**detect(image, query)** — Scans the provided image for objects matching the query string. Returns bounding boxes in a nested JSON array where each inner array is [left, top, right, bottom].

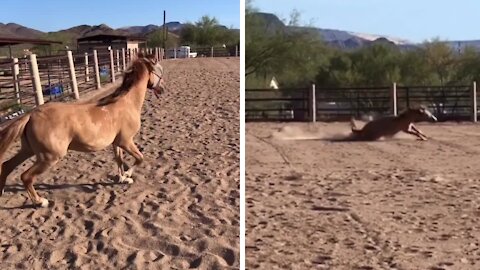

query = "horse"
[[349, 106, 437, 141], [0, 54, 165, 207]]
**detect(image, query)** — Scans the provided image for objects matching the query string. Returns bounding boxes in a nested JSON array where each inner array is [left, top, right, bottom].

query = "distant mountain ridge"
[[0, 22, 44, 39], [0, 20, 238, 40], [251, 12, 480, 51]]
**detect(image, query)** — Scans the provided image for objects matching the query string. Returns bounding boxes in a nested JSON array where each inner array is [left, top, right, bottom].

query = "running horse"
[[349, 106, 438, 141], [0, 54, 165, 207]]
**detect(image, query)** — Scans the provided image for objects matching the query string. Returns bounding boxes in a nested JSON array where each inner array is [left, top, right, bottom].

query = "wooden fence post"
[[211, 47, 214, 57], [392, 82, 397, 116], [173, 47, 177, 59], [29, 54, 44, 106], [235, 45, 238, 57], [66, 50, 80, 100], [473, 81, 477, 122], [109, 48, 115, 83], [310, 84, 316, 122], [116, 50, 120, 72], [93, 50, 101, 89], [84, 53, 89, 82], [12, 57, 21, 104], [122, 48, 126, 71]]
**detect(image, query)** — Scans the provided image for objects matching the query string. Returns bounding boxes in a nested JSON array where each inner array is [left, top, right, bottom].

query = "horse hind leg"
[[21, 157, 59, 207], [350, 117, 362, 132], [0, 145, 33, 196]]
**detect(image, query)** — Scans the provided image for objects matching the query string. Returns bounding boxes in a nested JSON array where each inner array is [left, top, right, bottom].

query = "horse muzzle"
[[152, 79, 166, 98]]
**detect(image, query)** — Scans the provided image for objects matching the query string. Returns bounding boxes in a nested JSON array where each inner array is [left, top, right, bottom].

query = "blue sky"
[[253, 0, 479, 43], [0, 0, 239, 31]]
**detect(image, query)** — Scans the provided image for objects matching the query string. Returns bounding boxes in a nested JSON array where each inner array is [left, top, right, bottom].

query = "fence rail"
[[164, 45, 239, 59], [246, 83, 479, 122]]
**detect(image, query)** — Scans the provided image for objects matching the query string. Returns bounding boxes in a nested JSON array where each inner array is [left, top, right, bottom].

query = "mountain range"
[[0, 21, 193, 41], [2, 14, 480, 51], [252, 12, 480, 51]]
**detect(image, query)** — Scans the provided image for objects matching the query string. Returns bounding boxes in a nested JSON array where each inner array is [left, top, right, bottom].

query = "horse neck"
[[400, 111, 418, 123], [125, 73, 149, 112]]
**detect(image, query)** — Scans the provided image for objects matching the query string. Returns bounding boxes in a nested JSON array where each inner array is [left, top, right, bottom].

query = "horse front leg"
[[411, 124, 428, 139], [119, 141, 144, 183], [406, 123, 427, 140], [113, 145, 133, 184]]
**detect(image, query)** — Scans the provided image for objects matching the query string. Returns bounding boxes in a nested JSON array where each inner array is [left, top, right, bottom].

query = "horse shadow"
[[0, 174, 124, 210], [299, 134, 411, 143]]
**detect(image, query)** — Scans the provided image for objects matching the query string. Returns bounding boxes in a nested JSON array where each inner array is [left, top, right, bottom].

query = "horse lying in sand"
[[0, 54, 165, 207], [349, 107, 437, 141]]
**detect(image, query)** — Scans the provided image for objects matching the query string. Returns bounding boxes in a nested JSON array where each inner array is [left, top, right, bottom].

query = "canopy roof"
[[0, 36, 62, 47]]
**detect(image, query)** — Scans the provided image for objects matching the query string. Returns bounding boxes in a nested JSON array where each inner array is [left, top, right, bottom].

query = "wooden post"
[[235, 45, 238, 57], [127, 49, 131, 63], [93, 50, 101, 89], [211, 47, 214, 57], [122, 48, 126, 71], [473, 81, 477, 122], [392, 82, 398, 116], [109, 48, 115, 83], [310, 84, 316, 122], [84, 53, 89, 82], [29, 54, 44, 106], [173, 47, 176, 59], [12, 58, 21, 104], [66, 51, 80, 100], [116, 50, 120, 72]]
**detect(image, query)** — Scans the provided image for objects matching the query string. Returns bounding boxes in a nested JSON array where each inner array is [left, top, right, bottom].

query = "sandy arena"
[[247, 121, 480, 270], [0, 58, 239, 269]]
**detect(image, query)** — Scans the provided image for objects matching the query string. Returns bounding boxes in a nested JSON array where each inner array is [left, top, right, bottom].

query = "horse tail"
[[0, 114, 31, 163]]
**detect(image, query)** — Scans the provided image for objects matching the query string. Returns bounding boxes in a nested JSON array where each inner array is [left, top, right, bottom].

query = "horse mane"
[[96, 54, 155, 106]]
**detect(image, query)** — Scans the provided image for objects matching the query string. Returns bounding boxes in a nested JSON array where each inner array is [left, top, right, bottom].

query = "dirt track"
[[247, 122, 480, 270], [0, 57, 239, 269]]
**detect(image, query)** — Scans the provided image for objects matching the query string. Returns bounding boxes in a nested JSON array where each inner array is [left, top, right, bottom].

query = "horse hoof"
[[123, 177, 134, 184], [124, 169, 133, 178], [118, 175, 134, 184], [37, 198, 50, 208], [0, 189, 4, 196]]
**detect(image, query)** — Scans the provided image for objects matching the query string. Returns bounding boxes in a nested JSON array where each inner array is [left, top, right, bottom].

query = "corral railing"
[[0, 47, 167, 123], [165, 45, 239, 59], [246, 83, 478, 122]]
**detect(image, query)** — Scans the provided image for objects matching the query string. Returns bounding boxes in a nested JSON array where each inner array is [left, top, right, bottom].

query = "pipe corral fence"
[[0, 47, 170, 123], [246, 83, 479, 122], [164, 45, 240, 59]]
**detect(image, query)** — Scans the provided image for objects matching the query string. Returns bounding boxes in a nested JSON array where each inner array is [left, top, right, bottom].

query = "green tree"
[[422, 39, 456, 85], [178, 16, 238, 47]]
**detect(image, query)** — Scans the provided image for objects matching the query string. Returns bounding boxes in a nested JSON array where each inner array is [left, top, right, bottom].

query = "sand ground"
[[0, 57, 239, 270], [247, 121, 480, 270]]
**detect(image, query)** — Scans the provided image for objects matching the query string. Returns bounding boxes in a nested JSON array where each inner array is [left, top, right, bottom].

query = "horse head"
[[140, 54, 166, 98]]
